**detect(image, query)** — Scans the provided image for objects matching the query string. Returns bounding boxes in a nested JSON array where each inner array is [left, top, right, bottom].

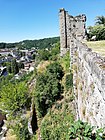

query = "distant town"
[[0, 47, 36, 79]]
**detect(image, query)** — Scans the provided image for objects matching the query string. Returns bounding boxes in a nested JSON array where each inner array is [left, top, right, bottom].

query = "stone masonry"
[[59, 8, 86, 56], [59, 8, 105, 128]]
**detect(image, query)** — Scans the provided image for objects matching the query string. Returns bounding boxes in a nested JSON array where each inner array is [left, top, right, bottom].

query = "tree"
[[18, 61, 24, 69], [11, 59, 19, 74], [49, 42, 60, 60], [88, 25, 105, 40], [0, 82, 29, 115], [35, 73, 62, 117], [46, 62, 64, 80], [34, 62, 64, 117], [87, 16, 105, 40], [6, 62, 12, 73], [38, 49, 51, 61], [95, 16, 105, 25]]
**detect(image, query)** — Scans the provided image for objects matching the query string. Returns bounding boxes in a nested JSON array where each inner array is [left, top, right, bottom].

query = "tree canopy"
[[0, 82, 29, 115], [95, 16, 105, 25]]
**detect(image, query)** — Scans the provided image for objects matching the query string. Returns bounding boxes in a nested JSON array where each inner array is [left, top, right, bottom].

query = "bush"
[[68, 120, 105, 140], [11, 118, 31, 140], [35, 72, 63, 117], [46, 61, 64, 80], [40, 106, 74, 140], [65, 73, 73, 91]]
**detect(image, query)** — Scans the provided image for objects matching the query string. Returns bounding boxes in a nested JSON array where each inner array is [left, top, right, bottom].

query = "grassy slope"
[[85, 40, 105, 56]]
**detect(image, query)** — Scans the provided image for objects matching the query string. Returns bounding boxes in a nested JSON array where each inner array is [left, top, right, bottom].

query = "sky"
[[0, 0, 105, 43]]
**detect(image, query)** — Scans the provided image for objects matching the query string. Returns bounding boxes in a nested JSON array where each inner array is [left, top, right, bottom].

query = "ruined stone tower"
[[59, 8, 86, 56]]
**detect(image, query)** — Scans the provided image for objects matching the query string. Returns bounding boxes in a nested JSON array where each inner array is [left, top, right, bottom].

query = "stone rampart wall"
[[72, 38, 105, 128], [59, 8, 105, 127]]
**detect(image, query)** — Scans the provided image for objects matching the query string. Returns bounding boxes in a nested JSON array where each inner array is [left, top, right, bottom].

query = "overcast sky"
[[0, 0, 105, 43]]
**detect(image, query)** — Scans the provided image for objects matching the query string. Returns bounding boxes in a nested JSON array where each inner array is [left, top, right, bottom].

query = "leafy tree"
[[6, 62, 12, 73], [87, 16, 105, 40], [0, 82, 29, 115], [95, 16, 105, 25], [0, 43, 6, 49], [46, 61, 64, 80], [88, 25, 105, 40], [60, 52, 70, 73], [49, 42, 60, 60], [37, 49, 51, 61], [11, 59, 19, 74], [18, 61, 24, 69], [35, 72, 62, 117], [32, 53, 36, 60], [34, 62, 64, 117]]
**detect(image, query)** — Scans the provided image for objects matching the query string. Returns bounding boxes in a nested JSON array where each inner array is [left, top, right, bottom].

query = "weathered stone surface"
[[59, 8, 86, 56], [59, 8, 105, 128]]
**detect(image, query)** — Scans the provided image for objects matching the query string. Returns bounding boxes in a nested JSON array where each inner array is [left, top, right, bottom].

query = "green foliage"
[[95, 16, 105, 26], [32, 53, 36, 60], [40, 100, 74, 140], [35, 73, 62, 117], [88, 25, 105, 40], [68, 120, 93, 140], [0, 74, 13, 92], [37, 49, 51, 61], [49, 42, 60, 60], [0, 37, 59, 49], [11, 117, 31, 140], [65, 73, 73, 91], [11, 59, 19, 74], [18, 61, 24, 69], [60, 52, 70, 73], [34, 62, 64, 117], [0, 82, 29, 115], [37, 42, 60, 61], [6, 62, 12, 73], [87, 15, 105, 41], [46, 61, 64, 80], [68, 120, 105, 140]]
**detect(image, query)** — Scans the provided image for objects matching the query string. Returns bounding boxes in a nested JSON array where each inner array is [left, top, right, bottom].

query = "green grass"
[[85, 40, 105, 56]]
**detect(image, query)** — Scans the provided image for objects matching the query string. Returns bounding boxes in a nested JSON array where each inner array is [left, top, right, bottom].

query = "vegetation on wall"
[[68, 120, 105, 140]]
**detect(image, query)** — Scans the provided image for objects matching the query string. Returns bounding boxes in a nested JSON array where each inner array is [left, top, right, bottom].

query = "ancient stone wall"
[[72, 38, 105, 128], [59, 8, 105, 128], [59, 8, 86, 56]]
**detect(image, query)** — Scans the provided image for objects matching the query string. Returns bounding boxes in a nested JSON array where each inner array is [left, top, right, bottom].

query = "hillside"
[[0, 37, 60, 49]]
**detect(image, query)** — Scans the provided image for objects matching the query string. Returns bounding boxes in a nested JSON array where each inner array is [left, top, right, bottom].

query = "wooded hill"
[[0, 37, 60, 49]]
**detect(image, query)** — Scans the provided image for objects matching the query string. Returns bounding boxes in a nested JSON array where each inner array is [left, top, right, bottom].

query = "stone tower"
[[59, 8, 86, 56]]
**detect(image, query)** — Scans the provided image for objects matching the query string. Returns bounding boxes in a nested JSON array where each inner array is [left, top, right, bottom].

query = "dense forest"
[[0, 37, 60, 49]]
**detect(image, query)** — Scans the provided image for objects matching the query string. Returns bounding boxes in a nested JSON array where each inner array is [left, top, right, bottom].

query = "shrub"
[[65, 73, 73, 91]]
